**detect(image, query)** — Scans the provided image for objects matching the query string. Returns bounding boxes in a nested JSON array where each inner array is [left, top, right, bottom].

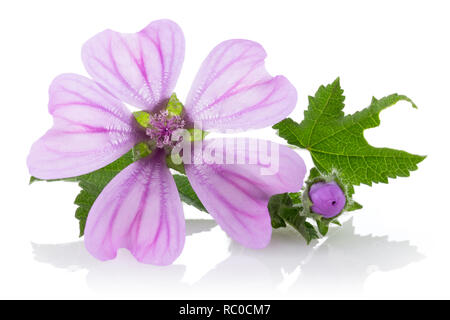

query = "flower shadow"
[[31, 218, 423, 298], [188, 218, 424, 298], [31, 219, 217, 298], [290, 218, 425, 297]]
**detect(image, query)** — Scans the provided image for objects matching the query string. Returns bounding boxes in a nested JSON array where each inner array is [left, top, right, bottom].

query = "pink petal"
[[84, 150, 185, 265], [27, 74, 140, 179], [184, 138, 306, 248], [184, 40, 297, 131], [82, 19, 185, 111]]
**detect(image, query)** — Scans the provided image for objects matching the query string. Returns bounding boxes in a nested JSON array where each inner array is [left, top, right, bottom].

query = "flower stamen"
[[146, 110, 185, 149]]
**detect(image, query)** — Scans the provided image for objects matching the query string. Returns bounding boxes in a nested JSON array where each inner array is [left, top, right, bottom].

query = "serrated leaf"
[[273, 78, 425, 187], [73, 151, 135, 236], [173, 174, 207, 212]]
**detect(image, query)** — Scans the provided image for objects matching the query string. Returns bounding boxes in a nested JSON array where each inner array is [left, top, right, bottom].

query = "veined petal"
[[27, 74, 140, 179], [184, 40, 297, 131], [82, 19, 185, 111], [184, 138, 306, 248], [84, 150, 185, 266]]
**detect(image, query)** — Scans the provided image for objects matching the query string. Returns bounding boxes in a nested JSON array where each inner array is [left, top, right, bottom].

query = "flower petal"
[[184, 138, 306, 248], [184, 40, 297, 131], [82, 19, 185, 111], [84, 150, 185, 265], [27, 74, 140, 179]]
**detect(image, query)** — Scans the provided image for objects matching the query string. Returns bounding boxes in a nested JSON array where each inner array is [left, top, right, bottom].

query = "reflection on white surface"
[[31, 218, 423, 299]]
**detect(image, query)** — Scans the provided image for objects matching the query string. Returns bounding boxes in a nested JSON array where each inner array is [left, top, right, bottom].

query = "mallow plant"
[[28, 19, 425, 265]]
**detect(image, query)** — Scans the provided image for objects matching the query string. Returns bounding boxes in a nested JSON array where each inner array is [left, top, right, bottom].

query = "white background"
[[0, 0, 448, 299]]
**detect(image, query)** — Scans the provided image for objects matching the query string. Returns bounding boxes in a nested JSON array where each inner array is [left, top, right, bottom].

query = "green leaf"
[[133, 111, 150, 128], [173, 174, 207, 212], [268, 193, 291, 228], [268, 193, 319, 244], [288, 192, 302, 205], [273, 78, 425, 187], [166, 154, 185, 174], [73, 151, 135, 236]]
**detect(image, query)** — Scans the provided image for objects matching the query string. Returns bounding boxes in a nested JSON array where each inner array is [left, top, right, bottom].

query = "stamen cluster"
[[146, 110, 185, 148]]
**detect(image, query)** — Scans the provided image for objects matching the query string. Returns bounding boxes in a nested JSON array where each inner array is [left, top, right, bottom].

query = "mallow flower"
[[27, 20, 306, 265]]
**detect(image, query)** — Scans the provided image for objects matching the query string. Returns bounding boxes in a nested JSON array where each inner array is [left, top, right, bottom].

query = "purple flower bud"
[[309, 182, 346, 218]]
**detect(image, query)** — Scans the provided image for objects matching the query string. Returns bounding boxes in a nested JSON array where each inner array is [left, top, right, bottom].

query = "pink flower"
[[27, 20, 306, 265]]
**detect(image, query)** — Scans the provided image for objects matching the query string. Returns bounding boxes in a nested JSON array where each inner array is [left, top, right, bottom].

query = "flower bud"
[[308, 181, 346, 218]]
